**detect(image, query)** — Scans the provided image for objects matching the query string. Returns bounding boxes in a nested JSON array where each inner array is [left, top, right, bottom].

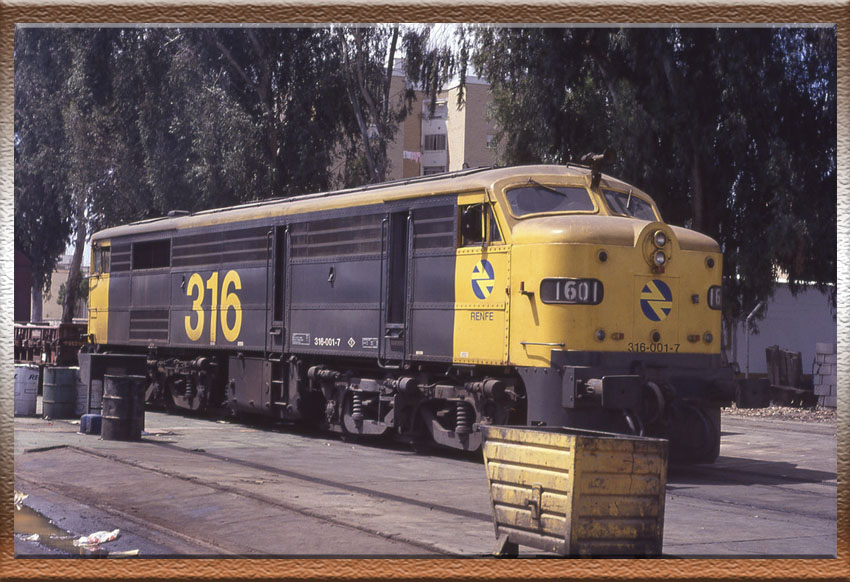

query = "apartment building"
[[386, 69, 498, 181]]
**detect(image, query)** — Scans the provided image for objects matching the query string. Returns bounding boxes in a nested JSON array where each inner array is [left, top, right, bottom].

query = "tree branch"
[[339, 30, 380, 182], [383, 26, 399, 123]]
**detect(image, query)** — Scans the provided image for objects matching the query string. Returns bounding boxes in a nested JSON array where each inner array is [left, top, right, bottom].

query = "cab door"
[[380, 211, 411, 363], [453, 192, 510, 365], [268, 225, 288, 353], [268, 225, 289, 409], [88, 242, 111, 344]]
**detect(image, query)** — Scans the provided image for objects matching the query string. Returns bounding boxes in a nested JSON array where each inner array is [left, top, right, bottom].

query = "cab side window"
[[459, 203, 503, 247], [488, 206, 503, 243], [460, 204, 484, 246], [92, 246, 110, 274]]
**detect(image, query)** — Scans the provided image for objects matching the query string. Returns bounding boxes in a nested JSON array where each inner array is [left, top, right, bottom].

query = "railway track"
[[16, 443, 475, 556], [14, 410, 837, 557]]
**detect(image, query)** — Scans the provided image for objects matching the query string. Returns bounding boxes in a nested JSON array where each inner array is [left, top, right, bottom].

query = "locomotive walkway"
[[13, 404, 836, 559]]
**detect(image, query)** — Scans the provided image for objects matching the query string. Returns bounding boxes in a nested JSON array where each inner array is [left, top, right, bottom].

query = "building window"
[[486, 134, 497, 150], [423, 166, 445, 176], [423, 134, 447, 152], [424, 100, 447, 119]]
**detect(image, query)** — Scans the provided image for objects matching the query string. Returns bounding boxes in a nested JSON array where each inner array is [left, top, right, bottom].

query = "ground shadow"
[[668, 456, 836, 487]]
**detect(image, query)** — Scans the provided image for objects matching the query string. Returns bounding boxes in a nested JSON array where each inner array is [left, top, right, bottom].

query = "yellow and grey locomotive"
[[86, 164, 756, 463]]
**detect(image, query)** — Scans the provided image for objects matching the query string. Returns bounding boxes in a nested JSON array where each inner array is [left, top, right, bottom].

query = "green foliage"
[[18, 25, 829, 329], [57, 274, 89, 307], [15, 26, 451, 319], [466, 26, 836, 321], [14, 28, 75, 294]]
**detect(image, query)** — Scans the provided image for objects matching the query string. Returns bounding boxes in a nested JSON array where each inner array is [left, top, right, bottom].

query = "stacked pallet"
[[813, 343, 837, 408], [765, 346, 815, 406]]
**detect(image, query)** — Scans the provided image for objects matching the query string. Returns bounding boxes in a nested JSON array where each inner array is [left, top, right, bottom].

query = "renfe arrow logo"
[[471, 260, 495, 300], [640, 279, 673, 321]]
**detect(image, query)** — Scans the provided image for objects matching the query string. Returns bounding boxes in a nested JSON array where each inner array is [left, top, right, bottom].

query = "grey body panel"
[[102, 197, 458, 364]]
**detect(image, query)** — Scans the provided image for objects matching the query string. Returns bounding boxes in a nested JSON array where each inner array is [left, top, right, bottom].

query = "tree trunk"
[[690, 142, 705, 233], [61, 203, 87, 323], [30, 285, 43, 323], [338, 30, 381, 183]]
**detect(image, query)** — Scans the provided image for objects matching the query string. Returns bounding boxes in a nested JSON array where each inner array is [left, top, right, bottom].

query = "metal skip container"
[[101, 375, 146, 441], [74, 370, 103, 416], [14, 364, 40, 416], [480, 425, 668, 557], [43, 366, 79, 419]]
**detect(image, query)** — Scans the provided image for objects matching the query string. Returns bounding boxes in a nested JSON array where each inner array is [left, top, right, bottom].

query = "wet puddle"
[[14, 504, 107, 557]]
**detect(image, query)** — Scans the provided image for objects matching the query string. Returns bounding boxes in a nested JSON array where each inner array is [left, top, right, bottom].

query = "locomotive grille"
[[171, 226, 269, 267], [110, 243, 131, 272], [412, 205, 455, 250], [290, 214, 383, 258], [129, 309, 169, 341]]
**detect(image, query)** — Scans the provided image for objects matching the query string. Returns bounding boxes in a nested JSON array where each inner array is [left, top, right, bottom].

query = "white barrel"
[[75, 370, 103, 415], [14, 364, 40, 416]]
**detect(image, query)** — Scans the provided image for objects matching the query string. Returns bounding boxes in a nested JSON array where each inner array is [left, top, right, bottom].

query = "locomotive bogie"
[[86, 165, 759, 462]]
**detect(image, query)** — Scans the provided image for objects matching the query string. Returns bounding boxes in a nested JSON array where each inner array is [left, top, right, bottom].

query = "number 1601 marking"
[[184, 270, 242, 343]]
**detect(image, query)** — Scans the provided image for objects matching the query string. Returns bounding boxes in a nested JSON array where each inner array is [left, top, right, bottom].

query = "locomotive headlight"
[[653, 250, 667, 267], [704, 332, 714, 344], [653, 230, 668, 248]]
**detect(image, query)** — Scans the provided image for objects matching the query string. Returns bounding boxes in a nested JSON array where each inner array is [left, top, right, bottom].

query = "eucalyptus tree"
[[14, 27, 75, 321], [467, 26, 836, 325]]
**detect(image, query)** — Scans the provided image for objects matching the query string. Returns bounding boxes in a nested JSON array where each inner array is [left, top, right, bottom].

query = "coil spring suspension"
[[455, 401, 474, 435], [350, 392, 364, 421], [184, 375, 196, 401]]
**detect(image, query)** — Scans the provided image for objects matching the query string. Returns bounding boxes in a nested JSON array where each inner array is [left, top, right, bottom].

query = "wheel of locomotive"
[[167, 376, 204, 412], [404, 403, 435, 453], [294, 390, 325, 429], [144, 380, 168, 409], [668, 403, 720, 464]]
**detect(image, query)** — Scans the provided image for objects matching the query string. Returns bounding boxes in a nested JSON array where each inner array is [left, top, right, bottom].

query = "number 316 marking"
[[184, 270, 243, 343]]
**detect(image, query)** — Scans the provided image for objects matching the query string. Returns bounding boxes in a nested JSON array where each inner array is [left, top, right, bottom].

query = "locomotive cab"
[[485, 169, 732, 462]]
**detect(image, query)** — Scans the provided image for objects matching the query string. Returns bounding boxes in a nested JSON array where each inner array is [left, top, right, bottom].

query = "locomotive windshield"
[[505, 183, 595, 217], [602, 189, 658, 221]]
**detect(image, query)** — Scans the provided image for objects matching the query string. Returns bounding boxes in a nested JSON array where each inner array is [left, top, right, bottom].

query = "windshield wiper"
[[527, 178, 568, 197]]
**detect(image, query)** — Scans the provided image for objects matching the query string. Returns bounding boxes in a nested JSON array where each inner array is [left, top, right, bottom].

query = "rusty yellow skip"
[[480, 425, 668, 557]]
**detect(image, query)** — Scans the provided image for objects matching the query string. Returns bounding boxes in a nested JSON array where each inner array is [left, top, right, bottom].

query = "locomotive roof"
[[92, 164, 644, 241]]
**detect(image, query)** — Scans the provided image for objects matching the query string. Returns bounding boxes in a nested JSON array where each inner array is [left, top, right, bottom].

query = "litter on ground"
[[73, 529, 120, 547]]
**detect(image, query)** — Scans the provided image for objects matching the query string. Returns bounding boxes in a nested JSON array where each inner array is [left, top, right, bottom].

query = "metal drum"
[[14, 364, 40, 416], [101, 375, 146, 441], [75, 372, 104, 416], [43, 366, 78, 419]]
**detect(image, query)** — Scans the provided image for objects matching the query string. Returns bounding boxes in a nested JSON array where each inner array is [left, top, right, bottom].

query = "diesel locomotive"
[[85, 164, 757, 463]]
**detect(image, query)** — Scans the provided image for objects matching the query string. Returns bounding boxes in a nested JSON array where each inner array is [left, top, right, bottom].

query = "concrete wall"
[[728, 284, 837, 376], [459, 82, 498, 170], [445, 88, 465, 172], [40, 255, 88, 323], [813, 343, 837, 408]]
